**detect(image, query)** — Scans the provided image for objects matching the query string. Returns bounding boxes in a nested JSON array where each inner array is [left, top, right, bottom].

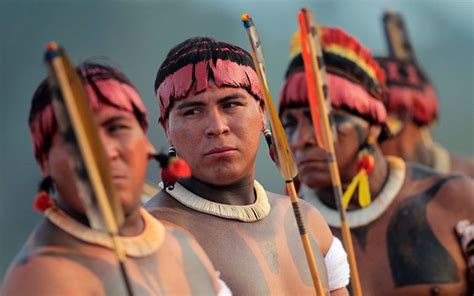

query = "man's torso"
[[3, 219, 217, 295], [146, 190, 329, 295], [322, 163, 470, 295]]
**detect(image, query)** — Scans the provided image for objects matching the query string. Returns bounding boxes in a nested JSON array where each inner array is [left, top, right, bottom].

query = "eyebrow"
[[217, 93, 246, 104], [281, 113, 297, 123], [100, 115, 132, 126], [175, 92, 246, 111], [333, 111, 369, 126]]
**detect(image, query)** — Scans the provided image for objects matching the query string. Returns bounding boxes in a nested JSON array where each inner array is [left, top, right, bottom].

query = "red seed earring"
[[153, 146, 191, 190], [33, 176, 55, 213]]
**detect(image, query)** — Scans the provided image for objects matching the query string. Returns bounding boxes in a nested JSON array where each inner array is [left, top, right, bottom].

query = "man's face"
[[42, 105, 152, 216], [281, 107, 370, 189], [165, 84, 265, 186]]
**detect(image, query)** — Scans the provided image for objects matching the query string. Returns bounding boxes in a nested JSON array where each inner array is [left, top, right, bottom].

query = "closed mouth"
[[297, 159, 329, 172], [204, 147, 237, 156], [297, 159, 327, 166]]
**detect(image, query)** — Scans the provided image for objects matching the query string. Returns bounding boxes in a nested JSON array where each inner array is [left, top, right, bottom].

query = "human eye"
[[335, 119, 348, 133], [332, 114, 346, 128], [332, 113, 360, 134], [281, 115, 297, 132], [182, 107, 202, 117], [107, 122, 131, 134], [223, 101, 242, 110]]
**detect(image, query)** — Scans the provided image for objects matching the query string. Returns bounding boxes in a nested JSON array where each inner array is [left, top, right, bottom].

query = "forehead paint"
[[156, 59, 262, 121], [279, 71, 387, 124], [332, 112, 368, 145]]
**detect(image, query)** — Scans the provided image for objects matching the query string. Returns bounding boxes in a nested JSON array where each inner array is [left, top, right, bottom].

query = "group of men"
[[1, 10, 473, 296]]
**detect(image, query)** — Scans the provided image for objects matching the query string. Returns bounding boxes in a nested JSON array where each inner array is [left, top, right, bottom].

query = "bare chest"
[[44, 245, 214, 295], [331, 199, 466, 295], [157, 208, 327, 295]]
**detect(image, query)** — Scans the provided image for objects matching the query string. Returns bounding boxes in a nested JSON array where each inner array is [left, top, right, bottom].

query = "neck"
[[55, 197, 144, 237], [178, 173, 256, 206], [118, 206, 144, 237], [56, 198, 89, 225], [316, 146, 389, 210]]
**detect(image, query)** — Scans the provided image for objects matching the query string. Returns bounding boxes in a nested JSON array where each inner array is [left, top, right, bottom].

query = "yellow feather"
[[358, 171, 371, 208], [342, 171, 362, 209]]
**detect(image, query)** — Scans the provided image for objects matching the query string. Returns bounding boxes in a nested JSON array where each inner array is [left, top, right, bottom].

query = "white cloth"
[[324, 237, 350, 291], [216, 271, 232, 296]]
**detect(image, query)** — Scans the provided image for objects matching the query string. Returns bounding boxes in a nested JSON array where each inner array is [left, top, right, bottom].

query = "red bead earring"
[[33, 176, 54, 213]]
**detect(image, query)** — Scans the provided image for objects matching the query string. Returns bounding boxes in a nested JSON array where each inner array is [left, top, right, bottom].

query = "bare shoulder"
[[265, 190, 317, 212], [144, 191, 196, 228], [264, 190, 289, 206], [265, 191, 333, 255], [1, 247, 100, 295], [161, 220, 200, 242], [144, 190, 176, 210], [450, 152, 474, 178], [432, 173, 474, 215]]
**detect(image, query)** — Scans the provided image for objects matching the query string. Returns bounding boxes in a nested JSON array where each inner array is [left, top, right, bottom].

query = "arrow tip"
[[45, 41, 60, 60]]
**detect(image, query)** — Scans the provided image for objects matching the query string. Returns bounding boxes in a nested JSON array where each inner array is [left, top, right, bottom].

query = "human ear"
[[161, 119, 173, 145], [145, 139, 157, 158], [258, 100, 266, 130]]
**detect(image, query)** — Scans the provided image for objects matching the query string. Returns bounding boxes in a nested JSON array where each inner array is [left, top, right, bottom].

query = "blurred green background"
[[1, 0, 473, 280]]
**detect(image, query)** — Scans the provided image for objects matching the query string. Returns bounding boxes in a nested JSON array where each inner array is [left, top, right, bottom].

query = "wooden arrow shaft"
[[242, 14, 326, 295], [286, 181, 327, 295], [46, 46, 133, 296], [298, 9, 363, 295]]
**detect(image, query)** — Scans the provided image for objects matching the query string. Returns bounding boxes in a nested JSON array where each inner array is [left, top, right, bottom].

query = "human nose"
[[205, 108, 229, 137]]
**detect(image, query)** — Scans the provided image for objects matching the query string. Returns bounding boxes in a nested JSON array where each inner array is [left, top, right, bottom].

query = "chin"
[[199, 170, 244, 186], [208, 175, 240, 186], [300, 172, 333, 189]]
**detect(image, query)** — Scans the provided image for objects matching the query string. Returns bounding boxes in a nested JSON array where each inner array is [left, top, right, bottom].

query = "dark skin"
[[380, 116, 474, 178], [1, 217, 219, 295], [281, 105, 474, 295], [147, 83, 349, 295], [450, 153, 474, 178], [1, 103, 220, 295], [147, 184, 332, 295]]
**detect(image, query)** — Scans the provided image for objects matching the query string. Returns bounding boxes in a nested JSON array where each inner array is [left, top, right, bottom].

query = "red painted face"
[[42, 105, 153, 216], [164, 82, 265, 186], [281, 107, 370, 189]]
